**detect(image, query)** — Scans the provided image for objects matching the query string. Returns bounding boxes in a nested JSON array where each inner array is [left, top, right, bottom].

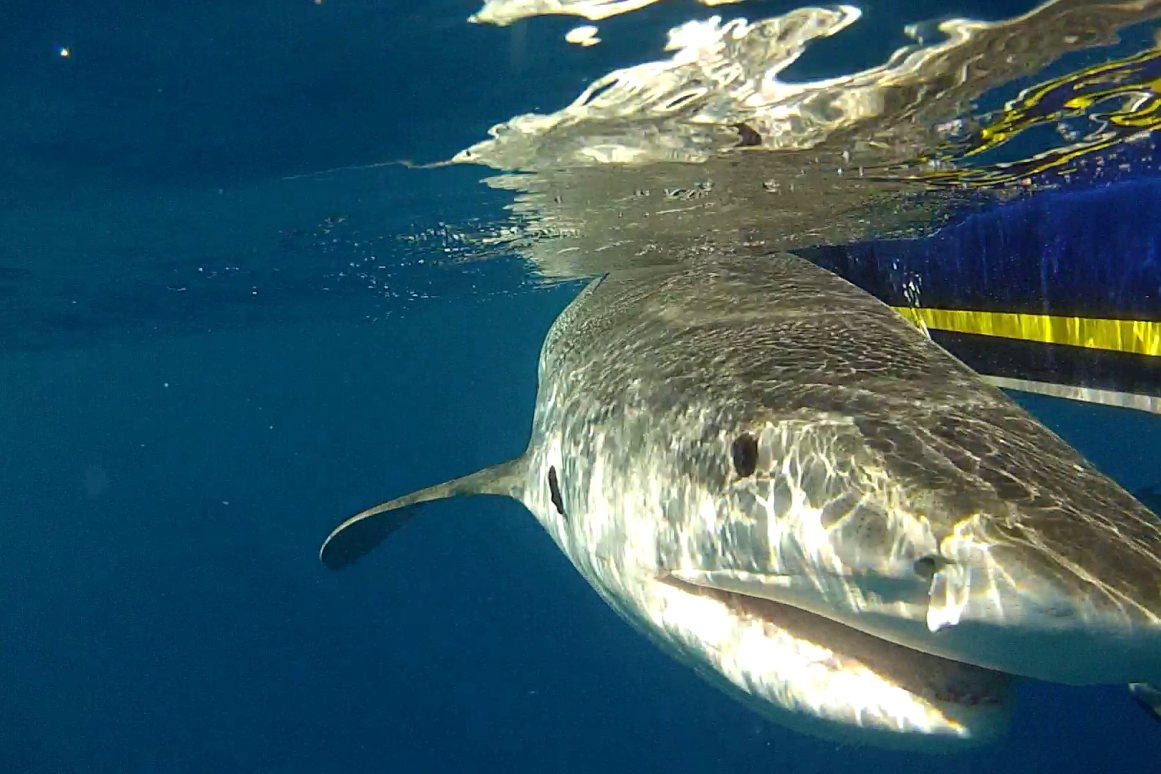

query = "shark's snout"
[[914, 515, 1161, 684], [688, 415, 1161, 686]]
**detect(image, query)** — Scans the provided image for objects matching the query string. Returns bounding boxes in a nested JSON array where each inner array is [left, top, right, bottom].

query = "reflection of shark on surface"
[[320, 252, 1161, 750]]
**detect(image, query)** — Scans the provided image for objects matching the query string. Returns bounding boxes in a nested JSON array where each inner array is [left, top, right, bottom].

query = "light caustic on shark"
[[320, 253, 1161, 749]]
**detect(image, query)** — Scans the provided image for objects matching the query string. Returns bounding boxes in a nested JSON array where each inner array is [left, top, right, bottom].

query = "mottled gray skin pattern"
[[529, 251, 1161, 684]]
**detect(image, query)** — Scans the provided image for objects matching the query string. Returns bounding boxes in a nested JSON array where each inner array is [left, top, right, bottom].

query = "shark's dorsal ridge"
[[319, 457, 527, 571]]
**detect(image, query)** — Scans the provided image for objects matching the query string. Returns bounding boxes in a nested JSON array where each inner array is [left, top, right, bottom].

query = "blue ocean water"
[[3, 2, 1160, 773]]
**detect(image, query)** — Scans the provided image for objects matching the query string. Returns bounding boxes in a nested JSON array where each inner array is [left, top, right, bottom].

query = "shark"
[[1130, 486, 1161, 726], [320, 252, 1161, 749]]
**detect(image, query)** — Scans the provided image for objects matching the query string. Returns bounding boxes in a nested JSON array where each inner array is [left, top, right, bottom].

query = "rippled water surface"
[[6, 0, 1161, 347]]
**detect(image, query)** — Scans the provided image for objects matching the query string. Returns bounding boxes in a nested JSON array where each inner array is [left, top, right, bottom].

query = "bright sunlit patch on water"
[[470, 0, 746, 26]]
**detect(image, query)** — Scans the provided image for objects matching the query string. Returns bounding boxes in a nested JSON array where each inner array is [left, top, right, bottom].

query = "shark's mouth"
[[659, 575, 1012, 711]]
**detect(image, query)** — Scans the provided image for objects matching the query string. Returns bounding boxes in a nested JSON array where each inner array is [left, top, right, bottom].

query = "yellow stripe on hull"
[[891, 307, 1161, 357]]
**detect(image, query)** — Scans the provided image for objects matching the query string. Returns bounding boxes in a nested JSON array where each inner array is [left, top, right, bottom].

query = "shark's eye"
[[731, 433, 759, 478], [547, 465, 566, 518]]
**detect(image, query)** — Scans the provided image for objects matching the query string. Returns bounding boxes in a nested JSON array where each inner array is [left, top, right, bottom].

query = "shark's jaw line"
[[659, 575, 1009, 709], [566, 558, 1014, 748]]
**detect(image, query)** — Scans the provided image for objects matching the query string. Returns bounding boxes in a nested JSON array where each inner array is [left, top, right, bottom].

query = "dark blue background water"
[[3, 1, 1161, 772]]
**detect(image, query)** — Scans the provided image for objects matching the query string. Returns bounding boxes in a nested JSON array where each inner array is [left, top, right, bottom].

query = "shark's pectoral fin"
[[1130, 682, 1161, 725], [319, 457, 527, 571], [320, 500, 425, 571]]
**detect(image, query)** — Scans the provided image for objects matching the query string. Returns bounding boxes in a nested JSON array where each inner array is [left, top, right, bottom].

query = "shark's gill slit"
[[548, 465, 566, 518]]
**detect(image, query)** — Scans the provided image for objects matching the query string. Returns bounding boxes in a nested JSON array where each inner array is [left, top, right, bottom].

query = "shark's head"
[[318, 432, 1016, 751], [527, 379, 1161, 688], [504, 259, 1161, 690]]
